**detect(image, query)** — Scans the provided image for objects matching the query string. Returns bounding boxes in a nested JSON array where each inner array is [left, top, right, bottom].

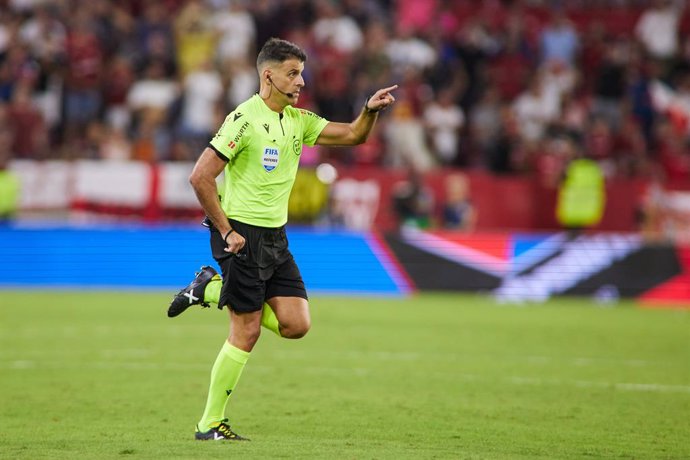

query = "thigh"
[[265, 257, 310, 332], [265, 295, 310, 327]]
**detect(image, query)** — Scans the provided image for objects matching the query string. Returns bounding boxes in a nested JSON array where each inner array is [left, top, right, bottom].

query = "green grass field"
[[1, 291, 688, 459]]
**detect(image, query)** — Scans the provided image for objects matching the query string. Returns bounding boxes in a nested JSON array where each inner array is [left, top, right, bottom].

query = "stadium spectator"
[[7, 83, 47, 159], [63, 10, 105, 142], [423, 86, 465, 165], [18, 4, 66, 67], [384, 98, 436, 171], [441, 172, 476, 231], [512, 71, 561, 145], [591, 39, 631, 131], [488, 22, 533, 101], [126, 59, 179, 161], [99, 125, 132, 161], [173, 0, 216, 76], [395, 0, 436, 35], [656, 116, 690, 183], [177, 59, 224, 157], [102, 55, 136, 132], [386, 22, 437, 76], [355, 20, 394, 91], [133, 3, 176, 75], [539, 9, 579, 68], [470, 84, 502, 162], [556, 148, 606, 231], [0, 123, 19, 220], [392, 167, 434, 229], [223, 56, 259, 109], [250, 0, 284, 51], [311, 0, 363, 54], [0, 0, 687, 195], [635, 0, 684, 63], [213, 0, 256, 64]]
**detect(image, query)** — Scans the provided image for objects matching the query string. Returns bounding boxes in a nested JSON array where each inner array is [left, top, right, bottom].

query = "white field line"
[[3, 360, 689, 394], [506, 376, 690, 394]]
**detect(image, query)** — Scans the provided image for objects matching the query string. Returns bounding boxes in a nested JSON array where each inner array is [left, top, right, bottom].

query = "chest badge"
[[262, 147, 279, 172]]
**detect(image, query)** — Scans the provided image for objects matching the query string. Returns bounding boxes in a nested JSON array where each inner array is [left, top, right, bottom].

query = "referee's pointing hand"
[[367, 85, 398, 112]]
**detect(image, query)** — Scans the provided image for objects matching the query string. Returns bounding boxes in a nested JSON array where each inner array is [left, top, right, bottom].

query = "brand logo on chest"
[[262, 147, 279, 172]]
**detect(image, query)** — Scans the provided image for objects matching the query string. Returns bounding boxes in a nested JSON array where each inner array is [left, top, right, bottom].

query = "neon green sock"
[[261, 305, 281, 337], [203, 276, 222, 306], [205, 278, 279, 336], [197, 341, 250, 432]]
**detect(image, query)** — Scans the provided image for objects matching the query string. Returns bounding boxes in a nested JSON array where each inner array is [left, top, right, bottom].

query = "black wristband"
[[364, 95, 381, 113], [223, 228, 235, 243]]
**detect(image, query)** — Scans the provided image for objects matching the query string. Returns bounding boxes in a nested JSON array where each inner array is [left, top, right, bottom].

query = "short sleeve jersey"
[[209, 94, 329, 228]]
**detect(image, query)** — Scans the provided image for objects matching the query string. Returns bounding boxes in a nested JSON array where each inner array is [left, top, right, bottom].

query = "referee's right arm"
[[189, 148, 241, 254]]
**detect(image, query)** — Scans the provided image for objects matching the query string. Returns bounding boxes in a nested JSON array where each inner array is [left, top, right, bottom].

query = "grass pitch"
[[0, 291, 688, 459]]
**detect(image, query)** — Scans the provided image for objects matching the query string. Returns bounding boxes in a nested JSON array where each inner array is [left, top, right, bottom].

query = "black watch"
[[364, 95, 381, 113]]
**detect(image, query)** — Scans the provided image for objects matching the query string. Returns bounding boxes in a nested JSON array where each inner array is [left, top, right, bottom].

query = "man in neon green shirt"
[[167, 38, 397, 441]]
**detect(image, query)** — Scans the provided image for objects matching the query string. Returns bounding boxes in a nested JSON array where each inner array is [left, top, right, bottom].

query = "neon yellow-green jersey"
[[209, 94, 329, 227]]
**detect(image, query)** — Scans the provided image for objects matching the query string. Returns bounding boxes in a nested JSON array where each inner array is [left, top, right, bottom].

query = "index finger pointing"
[[381, 85, 399, 93]]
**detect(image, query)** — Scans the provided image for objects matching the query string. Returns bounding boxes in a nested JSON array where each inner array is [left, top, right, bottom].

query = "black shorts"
[[209, 218, 307, 313]]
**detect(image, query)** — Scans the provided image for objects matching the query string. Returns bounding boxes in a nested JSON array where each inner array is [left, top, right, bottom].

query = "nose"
[[296, 75, 305, 88]]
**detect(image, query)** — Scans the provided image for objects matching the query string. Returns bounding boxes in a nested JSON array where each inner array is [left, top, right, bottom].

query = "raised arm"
[[315, 85, 398, 146]]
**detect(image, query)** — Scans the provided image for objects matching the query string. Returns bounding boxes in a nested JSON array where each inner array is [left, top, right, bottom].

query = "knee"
[[281, 318, 311, 339], [230, 326, 261, 350], [245, 330, 262, 348]]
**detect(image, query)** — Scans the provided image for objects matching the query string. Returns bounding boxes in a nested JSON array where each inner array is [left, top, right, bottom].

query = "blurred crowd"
[[1, 0, 690, 186]]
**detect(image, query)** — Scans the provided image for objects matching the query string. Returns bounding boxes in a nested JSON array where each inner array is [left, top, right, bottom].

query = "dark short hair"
[[256, 38, 307, 68]]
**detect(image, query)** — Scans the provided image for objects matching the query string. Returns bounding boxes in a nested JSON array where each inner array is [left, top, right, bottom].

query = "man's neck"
[[258, 87, 286, 113]]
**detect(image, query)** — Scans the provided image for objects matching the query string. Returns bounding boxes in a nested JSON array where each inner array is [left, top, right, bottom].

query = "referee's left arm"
[[316, 85, 398, 146]]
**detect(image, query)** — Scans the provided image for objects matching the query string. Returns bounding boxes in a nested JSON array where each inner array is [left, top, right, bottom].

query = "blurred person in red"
[[655, 116, 690, 184], [7, 83, 47, 159], [63, 11, 105, 144], [488, 24, 533, 101], [102, 55, 135, 132]]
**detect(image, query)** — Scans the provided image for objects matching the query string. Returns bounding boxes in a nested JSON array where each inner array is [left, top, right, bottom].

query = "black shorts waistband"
[[203, 215, 285, 235]]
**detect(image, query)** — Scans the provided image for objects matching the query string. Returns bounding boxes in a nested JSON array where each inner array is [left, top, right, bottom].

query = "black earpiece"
[[267, 75, 293, 98]]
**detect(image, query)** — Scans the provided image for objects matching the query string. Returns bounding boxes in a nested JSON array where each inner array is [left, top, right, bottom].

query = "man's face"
[[269, 58, 305, 102]]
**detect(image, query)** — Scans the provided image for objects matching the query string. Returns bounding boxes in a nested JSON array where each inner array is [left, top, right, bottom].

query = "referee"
[[168, 37, 397, 441]]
